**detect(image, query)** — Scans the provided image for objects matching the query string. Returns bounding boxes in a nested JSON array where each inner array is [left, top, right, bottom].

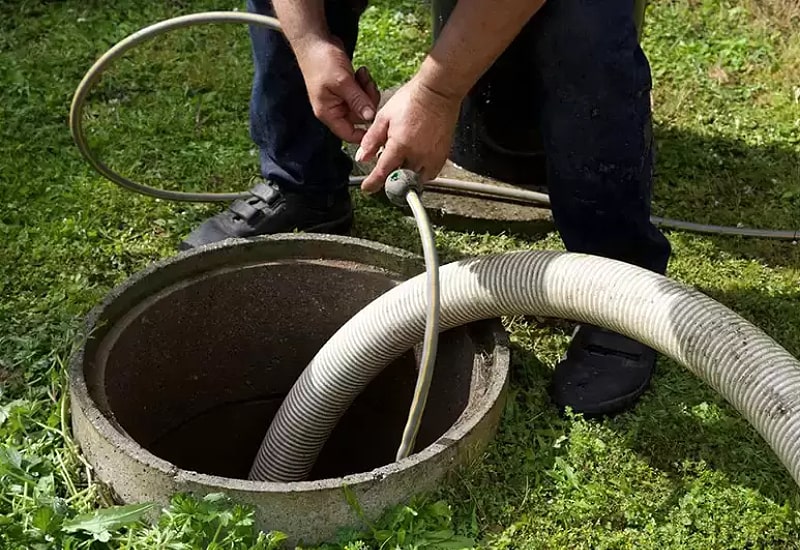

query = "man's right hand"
[[294, 38, 380, 144]]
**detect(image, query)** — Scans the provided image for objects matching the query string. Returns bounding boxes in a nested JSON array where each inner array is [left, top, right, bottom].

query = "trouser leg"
[[246, 0, 365, 198], [527, 0, 671, 274], [503, 0, 674, 416]]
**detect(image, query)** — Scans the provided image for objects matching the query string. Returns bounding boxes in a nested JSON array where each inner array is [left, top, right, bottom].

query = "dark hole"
[[91, 260, 477, 480]]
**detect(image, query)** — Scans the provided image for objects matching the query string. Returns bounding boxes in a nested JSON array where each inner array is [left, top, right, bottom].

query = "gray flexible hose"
[[248, 250, 800, 486], [385, 170, 441, 461], [69, 12, 284, 202], [69, 11, 800, 241]]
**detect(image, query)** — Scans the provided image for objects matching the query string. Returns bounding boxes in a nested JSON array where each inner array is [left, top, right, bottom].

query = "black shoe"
[[179, 179, 353, 251], [549, 324, 656, 417]]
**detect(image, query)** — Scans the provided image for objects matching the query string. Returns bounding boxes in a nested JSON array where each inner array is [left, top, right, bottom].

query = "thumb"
[[338, 75, 376, 122]]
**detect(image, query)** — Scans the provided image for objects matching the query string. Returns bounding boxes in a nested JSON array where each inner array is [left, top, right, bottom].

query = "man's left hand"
[[356, 77, 462, 193]]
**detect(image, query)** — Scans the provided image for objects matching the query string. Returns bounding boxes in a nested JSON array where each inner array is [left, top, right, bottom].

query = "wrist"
[[290, 30, 335, 58], [414, 56, 469, 103]]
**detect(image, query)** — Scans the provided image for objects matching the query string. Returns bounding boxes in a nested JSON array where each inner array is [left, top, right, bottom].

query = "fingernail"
[[361, 107, 375, 121], [355, 147, 365, 162]]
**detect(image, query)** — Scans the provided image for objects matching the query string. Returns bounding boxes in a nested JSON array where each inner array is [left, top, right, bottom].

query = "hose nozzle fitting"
[[385, 169, 423, 207]]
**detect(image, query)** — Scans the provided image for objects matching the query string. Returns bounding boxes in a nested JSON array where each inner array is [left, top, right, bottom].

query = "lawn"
[[1, 0, 800, 548]]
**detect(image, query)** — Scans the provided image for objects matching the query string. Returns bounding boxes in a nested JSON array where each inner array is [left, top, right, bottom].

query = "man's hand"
[[353, 0, 545, 193], [295, 38, 380, 144], [356, 77, 461, 193]]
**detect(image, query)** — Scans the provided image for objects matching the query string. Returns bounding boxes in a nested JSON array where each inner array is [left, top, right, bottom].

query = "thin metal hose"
[[69, 11, 800, 241], [248, 250, 800, 486], [68, 12, 283, 203], [395, 189, 440, 461], [384, 170, 442, 461]]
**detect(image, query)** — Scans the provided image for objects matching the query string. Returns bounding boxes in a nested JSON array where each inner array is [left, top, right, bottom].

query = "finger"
[[347, 109, 371, 125], [326, 116, 366, 144], [347, 111, 364, 124], [312, 100, 355, 142], [421, 156, 447, 183], [355, 115, 389, 162], [336, 74, 376, 122], [420, 165, 437, 183], [356, 66, 381, 109], [361, 141, 406, 194], [348, 68, 371, 124], [355, 66, 370, 90]]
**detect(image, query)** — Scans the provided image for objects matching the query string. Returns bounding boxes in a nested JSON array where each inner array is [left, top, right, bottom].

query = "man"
[[181, 0, 672, 416]]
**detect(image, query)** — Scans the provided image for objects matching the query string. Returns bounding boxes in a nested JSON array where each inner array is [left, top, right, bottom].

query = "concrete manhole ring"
[[70, 233, 510, 545]]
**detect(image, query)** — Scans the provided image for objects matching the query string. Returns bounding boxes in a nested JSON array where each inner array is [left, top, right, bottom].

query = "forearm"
[[417, 0, 546, 99], [271, 0, 329, 53]]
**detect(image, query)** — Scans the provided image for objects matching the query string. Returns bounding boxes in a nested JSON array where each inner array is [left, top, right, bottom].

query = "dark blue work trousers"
[[246, 0, 672, 274]]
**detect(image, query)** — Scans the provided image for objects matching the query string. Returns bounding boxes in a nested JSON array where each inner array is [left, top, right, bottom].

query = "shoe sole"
[[556, 371, 654, 418], [549, 353, 656, 418], [177, 211, 354, 252]]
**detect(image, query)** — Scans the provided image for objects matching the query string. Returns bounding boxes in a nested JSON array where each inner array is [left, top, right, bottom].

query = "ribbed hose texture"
[[248, 251, 800, 486]]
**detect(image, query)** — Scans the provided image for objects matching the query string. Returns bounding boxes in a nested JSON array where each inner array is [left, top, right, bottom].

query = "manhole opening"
[[89, 260, 481, 481]]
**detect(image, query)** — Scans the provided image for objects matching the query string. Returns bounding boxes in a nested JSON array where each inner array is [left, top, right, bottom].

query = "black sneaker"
[[179, 179, 353, 251], [549, 324, 656, 417]]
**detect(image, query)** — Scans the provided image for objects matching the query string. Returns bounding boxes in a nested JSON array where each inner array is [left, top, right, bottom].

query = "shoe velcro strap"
[[228, 200, 263, 221], [250, 182, 280, 205], [573, 325, 648, 359]]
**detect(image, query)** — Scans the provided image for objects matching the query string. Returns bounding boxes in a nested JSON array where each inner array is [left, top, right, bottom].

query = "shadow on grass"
[[619, 281, 800, 506], [652, 125, 800, 269], [620, 360, 799, 507], [350, 192, 488, 264]]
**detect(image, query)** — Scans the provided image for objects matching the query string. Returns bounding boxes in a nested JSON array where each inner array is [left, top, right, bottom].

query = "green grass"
[[1, 0, 800, 547]]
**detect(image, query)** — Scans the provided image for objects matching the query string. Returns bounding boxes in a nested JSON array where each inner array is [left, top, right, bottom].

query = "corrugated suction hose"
[[249, 243, 800, 487]]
